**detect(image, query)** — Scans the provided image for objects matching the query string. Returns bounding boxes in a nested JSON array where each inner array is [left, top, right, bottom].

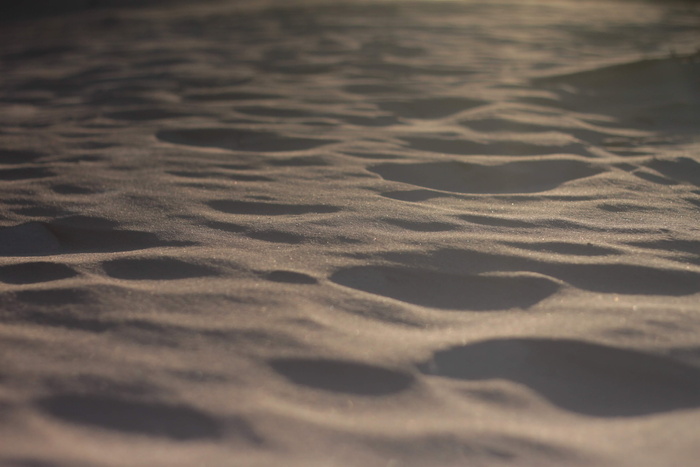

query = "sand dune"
[[1, 0, 699, 466]]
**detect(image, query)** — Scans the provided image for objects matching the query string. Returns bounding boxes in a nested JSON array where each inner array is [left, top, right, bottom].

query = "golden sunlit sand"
[[0, 0, 699, 465]]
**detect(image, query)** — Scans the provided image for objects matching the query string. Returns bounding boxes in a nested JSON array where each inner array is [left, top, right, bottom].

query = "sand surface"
[[1, 0, 699, 465]]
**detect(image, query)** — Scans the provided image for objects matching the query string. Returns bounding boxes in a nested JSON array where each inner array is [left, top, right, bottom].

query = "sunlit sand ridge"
[[0, 0, 699, 465]]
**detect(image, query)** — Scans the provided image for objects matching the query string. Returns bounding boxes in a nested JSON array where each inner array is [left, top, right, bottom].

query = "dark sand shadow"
[[331, 266, 559, 310], [420, 338, 700, 417], [37, 394, 223, 439], [270, 358, 415, 395]]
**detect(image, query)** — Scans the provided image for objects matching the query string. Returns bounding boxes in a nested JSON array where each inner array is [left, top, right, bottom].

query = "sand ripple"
[[1, 1, 699, 465]]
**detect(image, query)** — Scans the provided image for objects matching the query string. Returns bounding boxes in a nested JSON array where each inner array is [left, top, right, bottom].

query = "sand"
[[0, 0, 699, 465]]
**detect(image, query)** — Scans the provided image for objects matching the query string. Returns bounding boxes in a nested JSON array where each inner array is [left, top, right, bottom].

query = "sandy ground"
[[0, 1, 699, 465]]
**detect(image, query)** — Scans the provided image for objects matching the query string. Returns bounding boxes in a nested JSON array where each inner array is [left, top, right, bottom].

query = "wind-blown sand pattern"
[[1, 0, 699, 465]]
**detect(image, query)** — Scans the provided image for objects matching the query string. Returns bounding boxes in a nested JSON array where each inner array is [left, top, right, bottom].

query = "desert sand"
[[0, 0, 699, 465]]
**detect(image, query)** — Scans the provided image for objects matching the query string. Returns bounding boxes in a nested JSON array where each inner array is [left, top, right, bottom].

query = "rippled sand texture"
[[1, 1, 699, 466]]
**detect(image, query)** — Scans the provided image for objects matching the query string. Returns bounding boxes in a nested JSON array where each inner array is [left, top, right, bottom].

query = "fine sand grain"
[[1, 0, 699, 466]]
